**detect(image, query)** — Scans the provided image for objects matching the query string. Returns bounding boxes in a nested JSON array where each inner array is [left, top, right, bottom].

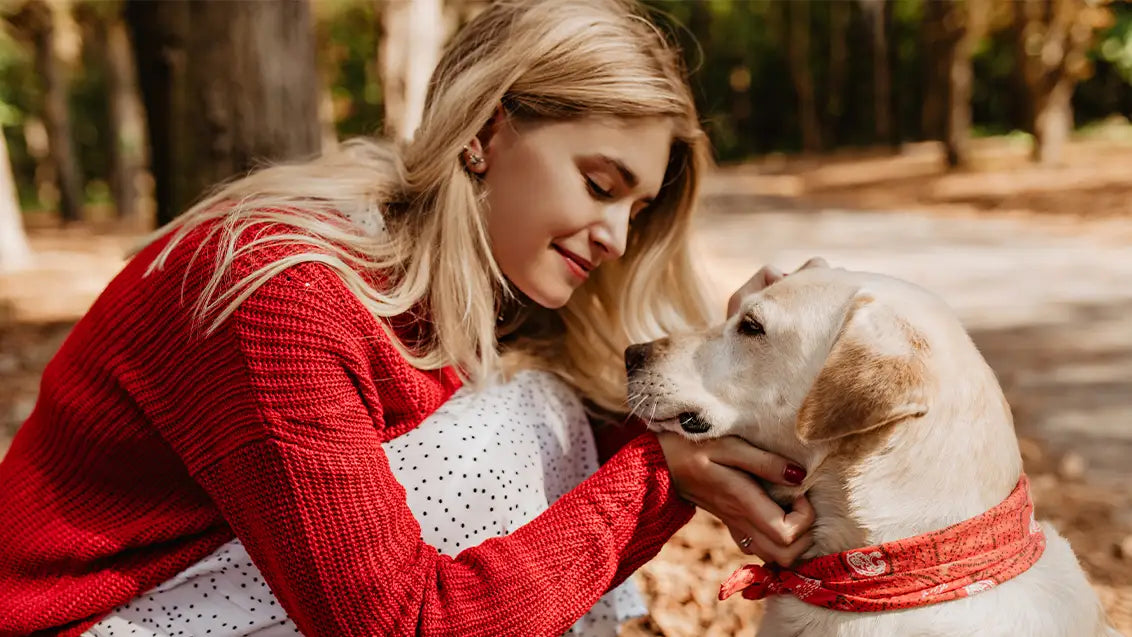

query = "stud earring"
[[462, 145, 484, 167]]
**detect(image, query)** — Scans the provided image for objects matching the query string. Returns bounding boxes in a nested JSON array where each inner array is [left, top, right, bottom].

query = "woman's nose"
[[591, 203, 631, 261]]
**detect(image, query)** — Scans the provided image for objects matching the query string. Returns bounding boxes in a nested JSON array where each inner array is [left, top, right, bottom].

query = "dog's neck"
[[776, 362, 1024, 559]]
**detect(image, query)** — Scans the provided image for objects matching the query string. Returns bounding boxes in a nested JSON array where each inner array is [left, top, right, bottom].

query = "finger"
[[762, 265, 785, 287], [795, 256, 829, 272], [727, 265, 784, 317], [708, 436, 807, 486], [726, 292, 742, 318], [727, 523, 772, 559], [728, 524, 757, 554], [688, 460, 802, 545], [727, 475, 809, 546], [728, 525, 778, 560], [730, 524, 813, 567], [773, 531, 815, 567], [785, 494, 816, 531]]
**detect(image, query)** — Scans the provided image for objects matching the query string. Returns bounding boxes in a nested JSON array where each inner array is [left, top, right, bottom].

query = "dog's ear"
[[796, 292, 931, 443]]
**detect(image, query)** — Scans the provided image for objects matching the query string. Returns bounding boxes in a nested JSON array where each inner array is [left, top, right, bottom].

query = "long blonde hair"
[[145, 0, 715, 415]]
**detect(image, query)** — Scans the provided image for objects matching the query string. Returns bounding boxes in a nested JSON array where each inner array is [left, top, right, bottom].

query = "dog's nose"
[[624, 343, 651, 373]]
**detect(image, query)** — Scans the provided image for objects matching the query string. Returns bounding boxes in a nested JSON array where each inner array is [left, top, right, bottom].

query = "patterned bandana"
[[719, 475, 1046, 612]]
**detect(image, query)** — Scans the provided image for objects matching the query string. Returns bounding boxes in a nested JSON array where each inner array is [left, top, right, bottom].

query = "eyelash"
[[584, 176, 614, 200], [738, 315, 766, 337]]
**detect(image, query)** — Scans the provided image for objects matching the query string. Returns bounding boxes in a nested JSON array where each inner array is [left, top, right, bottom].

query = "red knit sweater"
[[0, 223, 694, 636]]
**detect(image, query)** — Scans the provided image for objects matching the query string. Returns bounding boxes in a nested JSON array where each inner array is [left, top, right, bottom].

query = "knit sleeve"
[[161, 259, 694, 636]]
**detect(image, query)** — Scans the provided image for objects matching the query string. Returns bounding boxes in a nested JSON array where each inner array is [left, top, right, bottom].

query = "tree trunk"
[[787, 0, 822, 152], [0, 132, 33, 272], [103, 17, 146, 224], [1012, 0, 1106, 165], [1032, 78, 1075, 164], [945, 21, 975, 168], [76, 1, 148, 225], [378, 0, 445, 143], [922, 0, 988, 168], [126, 0, 322, 226], [20, 0, 84, 224], [824, 0, 850, 148], [862, 0, 894, 146], [920, 0, 951, 142]]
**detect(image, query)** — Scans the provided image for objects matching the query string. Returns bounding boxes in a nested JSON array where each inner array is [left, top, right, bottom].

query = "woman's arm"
[[148, 257, 692, 637]]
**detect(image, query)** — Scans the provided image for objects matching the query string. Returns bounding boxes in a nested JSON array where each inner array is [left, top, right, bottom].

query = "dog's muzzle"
[[678, 412, 711, 434]]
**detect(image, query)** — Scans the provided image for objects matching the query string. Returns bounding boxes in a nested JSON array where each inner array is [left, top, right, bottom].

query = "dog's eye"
[[738, 314, 766, 337]]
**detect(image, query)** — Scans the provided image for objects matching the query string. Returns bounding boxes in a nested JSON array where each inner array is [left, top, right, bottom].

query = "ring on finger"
[[739, 536, 753, 550]]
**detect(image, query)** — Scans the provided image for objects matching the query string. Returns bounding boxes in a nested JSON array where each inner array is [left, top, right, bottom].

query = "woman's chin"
[[517, 281, 575, 310]]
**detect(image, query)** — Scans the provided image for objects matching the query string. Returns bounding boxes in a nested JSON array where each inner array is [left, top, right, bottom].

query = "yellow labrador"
[[626, 267, 1121, 637]]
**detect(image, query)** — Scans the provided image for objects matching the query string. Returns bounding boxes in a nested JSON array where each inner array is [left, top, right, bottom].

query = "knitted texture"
[[719, 475, 1045, 611], [0, 222, 694, 636]]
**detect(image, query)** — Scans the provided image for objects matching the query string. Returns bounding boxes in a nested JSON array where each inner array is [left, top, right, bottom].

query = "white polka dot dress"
[[85, 370, 648, 636]]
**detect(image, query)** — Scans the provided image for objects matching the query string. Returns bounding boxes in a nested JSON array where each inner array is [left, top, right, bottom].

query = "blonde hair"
[[145, 0, 715, 416]]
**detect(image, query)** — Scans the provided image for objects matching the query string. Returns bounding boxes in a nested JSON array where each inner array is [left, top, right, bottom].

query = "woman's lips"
[[553, 245, 592, 280]]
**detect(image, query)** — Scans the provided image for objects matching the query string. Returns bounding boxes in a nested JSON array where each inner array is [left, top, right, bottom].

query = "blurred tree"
[[378, 0, 444, 142], [73, 0, 144, 224], [922, 0, 990, 167], [1096, 2, 1132, 83], [312, 0, 382, 142], [825, 0, 851, 148], [125, 0, 321, 225], [787, 0, 822, 151], [1013, 0, 1113, 164], [8, 0, 83, 223], [0, 127, 32, 271], [861, 0, 895, 145], [1077, 2, 1132, 121]]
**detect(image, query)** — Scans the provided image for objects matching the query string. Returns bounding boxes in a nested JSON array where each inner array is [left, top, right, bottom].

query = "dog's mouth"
[[676, 411, 712, 434]]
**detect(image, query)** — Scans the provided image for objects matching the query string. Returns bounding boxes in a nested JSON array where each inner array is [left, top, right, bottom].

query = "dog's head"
[[625, 267, 948, 464]]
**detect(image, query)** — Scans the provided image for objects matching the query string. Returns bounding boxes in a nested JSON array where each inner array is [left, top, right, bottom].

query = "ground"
[[1, 135, 1130, 634]]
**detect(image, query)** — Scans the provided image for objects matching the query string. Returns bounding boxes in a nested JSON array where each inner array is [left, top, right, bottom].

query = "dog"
[[626, 266, 1122, 637]]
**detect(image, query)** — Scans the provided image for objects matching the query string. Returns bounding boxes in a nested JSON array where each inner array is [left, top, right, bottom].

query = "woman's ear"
[[465, 104, 508, 173], [462, 138, 488, 174]]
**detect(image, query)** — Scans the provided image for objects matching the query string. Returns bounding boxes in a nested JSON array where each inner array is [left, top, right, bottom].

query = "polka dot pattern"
[[86, 371, 647, 636]]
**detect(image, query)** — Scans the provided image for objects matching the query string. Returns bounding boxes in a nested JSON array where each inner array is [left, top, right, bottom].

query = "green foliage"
[[1098, 3, 1132, 83], [0, 25, 39, 208], [315, 0, 382, 140]]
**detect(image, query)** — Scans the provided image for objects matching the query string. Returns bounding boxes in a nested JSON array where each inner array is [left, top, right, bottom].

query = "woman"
[[0, 1, 814, 635]]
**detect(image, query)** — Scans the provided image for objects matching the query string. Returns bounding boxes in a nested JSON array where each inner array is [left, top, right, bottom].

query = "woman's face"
[[477, 116, 674, 309]]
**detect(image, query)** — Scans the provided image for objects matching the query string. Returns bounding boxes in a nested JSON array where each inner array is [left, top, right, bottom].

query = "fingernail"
[[784, 464, 807, 485]]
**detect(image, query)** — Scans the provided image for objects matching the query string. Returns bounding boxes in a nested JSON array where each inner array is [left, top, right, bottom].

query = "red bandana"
[[719, 474, 1045, 612]]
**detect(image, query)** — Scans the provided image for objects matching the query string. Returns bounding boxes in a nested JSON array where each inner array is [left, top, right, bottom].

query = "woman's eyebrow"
[[576, 153, 639, 189], [598, 154, 639, 188]]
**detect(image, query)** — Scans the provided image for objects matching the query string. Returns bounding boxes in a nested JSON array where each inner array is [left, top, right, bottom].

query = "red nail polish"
[[784, 464, 806, 485]]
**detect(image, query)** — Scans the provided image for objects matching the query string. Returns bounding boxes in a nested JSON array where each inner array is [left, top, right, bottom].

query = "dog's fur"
[[627, 267, 1121, 637]]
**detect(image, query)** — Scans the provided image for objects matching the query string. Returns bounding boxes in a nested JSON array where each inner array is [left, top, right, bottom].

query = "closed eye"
[[584, 175, 614, 200], [738, 314, 765, 337]]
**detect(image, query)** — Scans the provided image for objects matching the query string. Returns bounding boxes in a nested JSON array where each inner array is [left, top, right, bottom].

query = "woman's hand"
[[657, 433, 815, 566], [726, 257, 830, 317]]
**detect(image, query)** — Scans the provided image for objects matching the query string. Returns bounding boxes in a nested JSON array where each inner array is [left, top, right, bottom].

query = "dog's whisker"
[[628, 394, 648, 420]]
